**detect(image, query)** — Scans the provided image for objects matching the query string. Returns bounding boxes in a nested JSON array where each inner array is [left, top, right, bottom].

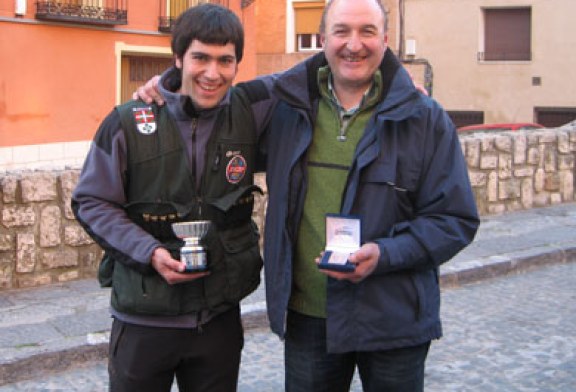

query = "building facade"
[[402, 0, 576, 128], [0, 0, 257, 170]]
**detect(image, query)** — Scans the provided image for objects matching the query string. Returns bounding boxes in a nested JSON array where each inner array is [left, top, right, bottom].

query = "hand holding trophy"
[[172, 221, 212, 272]]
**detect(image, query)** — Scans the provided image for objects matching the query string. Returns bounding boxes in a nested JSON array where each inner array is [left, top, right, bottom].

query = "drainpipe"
[[397, 0, 434, 96]]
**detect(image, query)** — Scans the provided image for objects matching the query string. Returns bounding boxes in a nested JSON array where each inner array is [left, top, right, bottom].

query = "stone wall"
[[1, 124, 575, 291], [464, 125, 575, 215]]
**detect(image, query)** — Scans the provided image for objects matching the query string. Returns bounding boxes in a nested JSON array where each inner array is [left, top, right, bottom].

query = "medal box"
[[318, 214, 360, 273]]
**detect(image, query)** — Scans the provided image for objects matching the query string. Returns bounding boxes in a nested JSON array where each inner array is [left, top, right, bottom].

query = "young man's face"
[[321, 0, 388, 93], [175, 40, 238, 109]]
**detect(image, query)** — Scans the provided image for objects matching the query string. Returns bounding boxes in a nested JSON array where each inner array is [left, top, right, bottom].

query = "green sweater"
[[289, 67, 382, 318]]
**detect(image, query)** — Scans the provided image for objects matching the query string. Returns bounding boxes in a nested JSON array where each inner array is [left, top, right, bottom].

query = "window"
[[297, 34, 322, 51], [447, 111, 484, 129], [535, 107, 576, 128], [121, 56, 173, 103], [294, 1, 324, 52], [481, 7, 531, 61]]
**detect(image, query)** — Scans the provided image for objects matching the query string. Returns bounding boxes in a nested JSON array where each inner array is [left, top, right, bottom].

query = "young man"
[[137, 1, 479, 390], [72, 4, 275, 391]]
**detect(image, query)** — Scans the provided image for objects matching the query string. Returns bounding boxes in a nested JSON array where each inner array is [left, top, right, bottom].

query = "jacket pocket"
[[203, 221, 263, 307], [358, 162, 417, 226], [111, 261, 203, 316]]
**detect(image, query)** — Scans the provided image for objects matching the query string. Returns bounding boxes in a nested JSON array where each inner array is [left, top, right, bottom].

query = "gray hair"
[[319, 0, 388, 34]]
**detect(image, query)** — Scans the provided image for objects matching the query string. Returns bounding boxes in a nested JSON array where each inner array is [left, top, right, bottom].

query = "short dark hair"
[[171, 3, 244, 63], [319, 0, 388, 34]]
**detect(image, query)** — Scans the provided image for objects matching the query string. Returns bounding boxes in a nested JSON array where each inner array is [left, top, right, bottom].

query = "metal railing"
[[35, 1, 127, 26], [158, 0, 230, 33]]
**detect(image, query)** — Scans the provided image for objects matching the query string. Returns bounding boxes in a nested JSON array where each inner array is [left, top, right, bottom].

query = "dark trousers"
[[108, 306, 244, 392], [285, 310, 430, 392]]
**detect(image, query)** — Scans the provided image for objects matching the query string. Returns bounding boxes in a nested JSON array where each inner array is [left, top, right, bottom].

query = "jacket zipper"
[[191, 117, 203, 218]]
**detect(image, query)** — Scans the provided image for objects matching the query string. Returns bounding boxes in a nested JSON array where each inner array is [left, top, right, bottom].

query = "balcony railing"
[[158, 0, 230, 33], [35, 1, 127, 26]]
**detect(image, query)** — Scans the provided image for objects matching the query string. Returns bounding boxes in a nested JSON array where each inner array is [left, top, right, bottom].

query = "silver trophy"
[[172, 221, 212, 272]]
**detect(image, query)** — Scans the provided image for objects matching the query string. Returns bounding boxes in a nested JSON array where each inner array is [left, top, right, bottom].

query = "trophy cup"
[[171, 221, 212, 272]]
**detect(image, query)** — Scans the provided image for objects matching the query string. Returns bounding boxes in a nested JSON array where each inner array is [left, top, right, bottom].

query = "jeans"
[[285, 310, 430, 392]]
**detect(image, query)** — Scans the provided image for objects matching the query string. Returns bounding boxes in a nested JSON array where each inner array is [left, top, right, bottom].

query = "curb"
[[0, 309, 269, 386], [440, 243, 576, 288]]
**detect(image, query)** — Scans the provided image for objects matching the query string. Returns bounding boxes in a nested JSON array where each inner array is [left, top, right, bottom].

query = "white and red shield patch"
[[132, 107, 157, 135]]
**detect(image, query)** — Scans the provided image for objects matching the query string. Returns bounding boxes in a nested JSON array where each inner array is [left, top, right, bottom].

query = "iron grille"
[[158, 0, 231, 33], [35, 1, 127, 26]]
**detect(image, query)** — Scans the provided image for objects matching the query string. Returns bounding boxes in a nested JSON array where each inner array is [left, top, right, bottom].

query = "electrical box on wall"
[[15, 0, 27, 16], [406, 39, 417, 57]]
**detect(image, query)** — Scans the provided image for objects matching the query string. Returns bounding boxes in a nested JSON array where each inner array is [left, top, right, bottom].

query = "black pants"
[[108, 306, 244, 392]]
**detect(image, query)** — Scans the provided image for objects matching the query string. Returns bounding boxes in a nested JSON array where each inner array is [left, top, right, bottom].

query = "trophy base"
[[183, 265, 209, 273]]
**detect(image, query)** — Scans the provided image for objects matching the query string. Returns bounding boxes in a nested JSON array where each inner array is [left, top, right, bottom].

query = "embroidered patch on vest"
[[226, 155, 247, 184], [132, 107, 157, 135]]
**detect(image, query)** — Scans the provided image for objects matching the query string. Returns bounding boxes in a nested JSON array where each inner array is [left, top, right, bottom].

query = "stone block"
[[480, 154, 498, 170], [40, 205, 62, 247], [513, 134, 527, 165], [560, 171, 574, 201], [64, 225, 94, 246], [0, 234, 14, 251], [465, 139, 481, 168], [498, 153, 512, 179], [494, 134, 512, 152], [487, 204, 506, 215], [488, 171, 498, 202], [468, 170, 486, 187], [520, 178, 533, 209], [20, 173, 58, 202], [57, 270, 80, 282], [17, 273, 52, 288], [534, 168, 545, 192], [60, 170, 79, 220], [527, 146, 540, 165], [544, 172, 560, 191], [498, 178, 521, 200], [480, 136, 496, 152], [513, 167, 534, 177], [16, 233, 36, 273], [42, 248, 78, 268], [543, 146, 557, 172], [538, 130, 557, 144], [2, 206, 35, 227], [558, 132, 570, 154], [1, 177, 18, 203], [558, 154, 574, 171]]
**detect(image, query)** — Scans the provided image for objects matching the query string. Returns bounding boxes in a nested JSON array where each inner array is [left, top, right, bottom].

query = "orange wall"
[[255, 0, 286, 54], [0, 0, 257, 148]]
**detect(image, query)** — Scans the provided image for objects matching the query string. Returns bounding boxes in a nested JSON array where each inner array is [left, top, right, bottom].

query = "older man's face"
[[321, 0, 388, 93]]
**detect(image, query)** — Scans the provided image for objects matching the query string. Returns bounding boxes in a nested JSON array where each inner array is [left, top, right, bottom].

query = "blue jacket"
[[261, 50, 480, 353]]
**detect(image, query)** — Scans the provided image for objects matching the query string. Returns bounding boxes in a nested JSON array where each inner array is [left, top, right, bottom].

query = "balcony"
[[158, 0, 230, 33], [35, 1, 127, 26]]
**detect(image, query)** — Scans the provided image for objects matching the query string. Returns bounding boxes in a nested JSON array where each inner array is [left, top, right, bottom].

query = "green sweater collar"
[[317, 66, 383, 117]]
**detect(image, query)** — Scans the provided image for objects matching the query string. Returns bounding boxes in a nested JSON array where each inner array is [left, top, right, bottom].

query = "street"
[[1, 262, 574, 391]]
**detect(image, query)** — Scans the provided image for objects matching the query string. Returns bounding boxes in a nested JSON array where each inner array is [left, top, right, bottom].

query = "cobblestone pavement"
[[0, 261, 573, 391]]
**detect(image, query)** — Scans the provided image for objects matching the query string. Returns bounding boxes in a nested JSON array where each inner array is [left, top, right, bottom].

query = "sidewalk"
[[1, 203, 576, 386]]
